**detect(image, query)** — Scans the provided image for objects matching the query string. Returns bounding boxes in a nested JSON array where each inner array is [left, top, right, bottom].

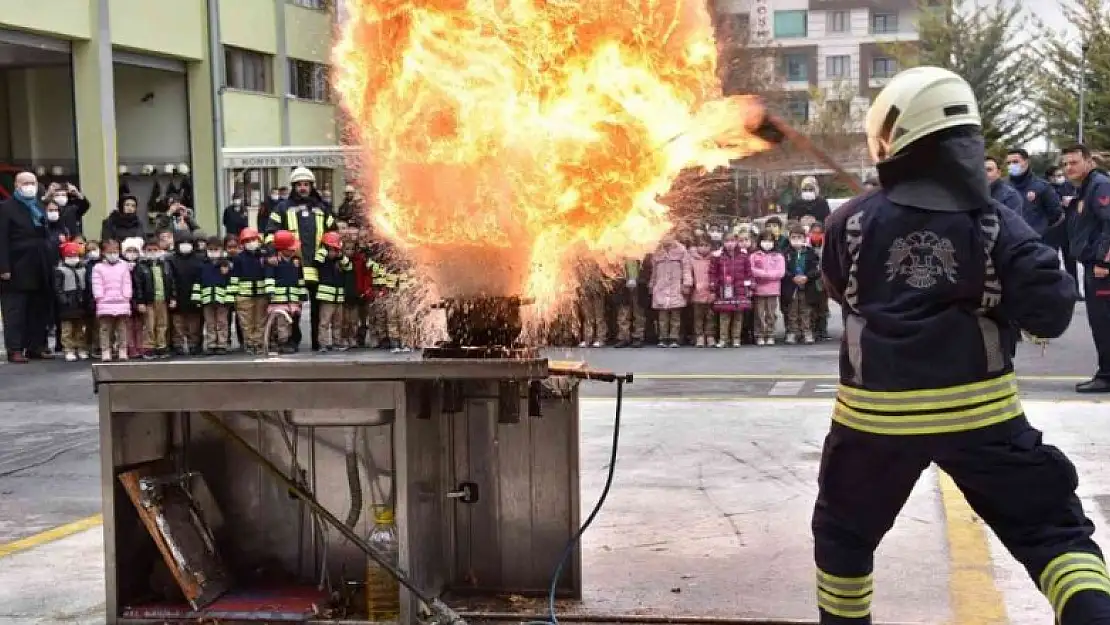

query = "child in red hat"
[[54, 241, 89, 361]]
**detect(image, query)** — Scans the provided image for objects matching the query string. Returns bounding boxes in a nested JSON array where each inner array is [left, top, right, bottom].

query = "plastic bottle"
[[366, 508, 401, 621]]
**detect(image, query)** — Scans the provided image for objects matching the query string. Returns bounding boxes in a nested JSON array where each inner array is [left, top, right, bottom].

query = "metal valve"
[[446, 482, 479, 504]]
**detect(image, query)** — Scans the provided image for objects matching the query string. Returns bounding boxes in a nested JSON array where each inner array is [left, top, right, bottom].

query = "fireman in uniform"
[[815, 66, 1110, 625], [265, 166, 336, 350]]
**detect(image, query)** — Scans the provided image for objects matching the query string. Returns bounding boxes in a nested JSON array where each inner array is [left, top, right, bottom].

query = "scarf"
[[15, 193, 45, 227]]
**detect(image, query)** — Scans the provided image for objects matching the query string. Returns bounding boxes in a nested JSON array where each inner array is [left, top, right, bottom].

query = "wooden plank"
[[118, 465, 232, 609]]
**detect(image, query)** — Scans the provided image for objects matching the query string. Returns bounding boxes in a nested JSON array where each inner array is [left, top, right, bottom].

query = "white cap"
[[34, 166, 46, 177], [50, 166, 64, 176], [122, 237, 144, 253], [142, 164, 155, 175], [865, 66, 981, 162], [118, 165, 129, 175], [163, 163, 176, 174], [177, 163, 190, 175]]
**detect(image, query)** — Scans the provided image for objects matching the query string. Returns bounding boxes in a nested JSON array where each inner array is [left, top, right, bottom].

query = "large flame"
[[333, 0, 770, 313]]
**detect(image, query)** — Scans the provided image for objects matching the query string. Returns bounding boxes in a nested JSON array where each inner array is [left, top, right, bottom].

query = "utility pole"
[[1079, 41, 1089, 144]]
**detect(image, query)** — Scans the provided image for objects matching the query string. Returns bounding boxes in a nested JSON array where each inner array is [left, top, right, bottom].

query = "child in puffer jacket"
[[649, 235, 693, 348], [91, 240, 133, 361], [710, 231, 753, 347], [687, 237, 716, 347], [55, 241, 89, 361], [750, 229, 786, 345]]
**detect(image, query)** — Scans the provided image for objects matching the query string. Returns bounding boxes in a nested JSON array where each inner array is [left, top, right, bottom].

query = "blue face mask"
[[1008, 163, 1023, 177]]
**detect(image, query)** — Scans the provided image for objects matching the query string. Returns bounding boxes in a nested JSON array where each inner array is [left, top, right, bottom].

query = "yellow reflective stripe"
[[832, 396, 1022, 435], [302, 266, 319, 282], [837, 373, 1018, 411], [1040, 552, 1108, 590], [339, 256, 352, 270], [314, 247, 326, 263], [817, 589, 870, 618], [1040, 552, 1110, 612], [1052, 573, 1110, 617], [816, 570, 873, 596]]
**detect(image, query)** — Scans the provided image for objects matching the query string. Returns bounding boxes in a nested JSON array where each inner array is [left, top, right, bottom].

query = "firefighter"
[[815, 66, 1110, 625], [265, 166, 336, 351]]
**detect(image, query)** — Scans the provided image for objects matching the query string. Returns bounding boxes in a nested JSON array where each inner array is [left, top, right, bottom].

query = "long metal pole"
[[1079, 43, 1088, 144]]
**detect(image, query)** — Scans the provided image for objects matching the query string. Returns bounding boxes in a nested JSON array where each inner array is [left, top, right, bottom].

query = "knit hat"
[[61, 241, 82, 257], [121, 237, 144, 253]]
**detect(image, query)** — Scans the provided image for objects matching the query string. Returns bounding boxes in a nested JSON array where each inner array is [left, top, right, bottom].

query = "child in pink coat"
[[91, 240, 134, 361], [688, 237, 716, 347], [750, 229, 786, 345]]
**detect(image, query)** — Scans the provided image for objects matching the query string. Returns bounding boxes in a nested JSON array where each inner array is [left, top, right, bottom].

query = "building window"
[[826, 55, 850, 79], [785, 97, 809, 124], [871, 56, 898, 79], [289, 0, 328, 8], [773, 10, 808, 38], [870, 12, 898, 34], [224, 47, 273, 93], [827, 10, 849, 33], [781, 54, 808, 82], [288, 59, 330, 102]]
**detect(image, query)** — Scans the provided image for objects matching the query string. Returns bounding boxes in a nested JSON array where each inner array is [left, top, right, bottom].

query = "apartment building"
[[0, 0, 349, 236], [714, 0, 921, 127]]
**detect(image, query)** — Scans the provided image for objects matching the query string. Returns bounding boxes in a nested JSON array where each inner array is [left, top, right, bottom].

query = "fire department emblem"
[[885, 231, 959, 289]]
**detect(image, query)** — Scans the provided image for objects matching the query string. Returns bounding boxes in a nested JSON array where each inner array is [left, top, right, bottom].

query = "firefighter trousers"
[[813, 419, 1110, 624]]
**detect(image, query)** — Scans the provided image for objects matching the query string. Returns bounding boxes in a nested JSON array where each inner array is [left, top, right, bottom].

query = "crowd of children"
[[562, 215, 829, 348], [49, 225, 415, 361]]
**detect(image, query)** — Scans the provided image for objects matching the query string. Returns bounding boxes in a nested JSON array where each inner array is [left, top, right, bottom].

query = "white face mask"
[[245, 241, 261, 251], [53, 195, 68, 207], [790, 237, 807, 249], [124, 251, 139, 262], [1054, 176, 1066, 185], [46, 211, 60, 222], [87, 250, 100, 260], [63, 256, 80, 267], [207, 250, 223, 260], [801, 191, 816, 201], [760, 240, 774, 251], [18, 184, 37, 198], [104, 253, 120, 263], [232, 199, 242, 206], [178, 243, 193, 254]]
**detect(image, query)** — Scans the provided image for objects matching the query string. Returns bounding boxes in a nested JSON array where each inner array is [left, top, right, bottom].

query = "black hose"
[[344, 446, 363, 528]]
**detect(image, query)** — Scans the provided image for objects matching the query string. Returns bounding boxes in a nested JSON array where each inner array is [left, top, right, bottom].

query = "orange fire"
[[333, 0, 770, 312]]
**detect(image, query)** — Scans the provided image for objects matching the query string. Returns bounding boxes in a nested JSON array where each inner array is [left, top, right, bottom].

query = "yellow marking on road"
[[0, 514, 103, 559], [938, 471, 1009, 625]]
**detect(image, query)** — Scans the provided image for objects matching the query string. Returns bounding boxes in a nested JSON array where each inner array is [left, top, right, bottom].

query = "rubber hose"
[[344, 428, 362, 528]]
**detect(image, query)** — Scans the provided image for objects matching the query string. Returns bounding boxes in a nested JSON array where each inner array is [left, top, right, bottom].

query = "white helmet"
[[290, 166, 315, 185], [865, 66, 981, 163]]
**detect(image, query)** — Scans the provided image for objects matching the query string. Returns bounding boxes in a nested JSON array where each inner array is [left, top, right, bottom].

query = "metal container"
[[93, 357, 582, 624]]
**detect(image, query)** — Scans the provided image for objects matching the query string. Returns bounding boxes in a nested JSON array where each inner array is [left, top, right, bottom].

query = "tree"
[[1035, 0, 1110, 150], [892, 0, 1040, 151]]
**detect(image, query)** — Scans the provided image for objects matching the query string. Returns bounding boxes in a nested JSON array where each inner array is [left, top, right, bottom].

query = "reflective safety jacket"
[[314, 248, 352, 303], [229, 250, 268, 298], [264, 257, 307, 304], [264, 198, 336, 283], [823, 194, 1076, 436], [191, 258, 233, 306]]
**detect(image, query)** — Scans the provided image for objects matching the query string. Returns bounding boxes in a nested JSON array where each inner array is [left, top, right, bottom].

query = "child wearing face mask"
[[808, 223, 830, 341], [782, 225, 820, 344], [230, 229, 269, 354], [223, 236, 244, 349], [710, 232, 753, 347], [192, 237, 233, 355], [120, 238, 146, 358], [750, 230, 786, 345], [687, 237, 716, 347], [339, 233, 362, 349], [54, 242, 89, 361], [83, 241, 102, 357], [91, 240, 133, 361], [313, 231, 352, 352], [132, 237, 177, 359], [168, 231, 205, 355], [266, 230, 308, 354]]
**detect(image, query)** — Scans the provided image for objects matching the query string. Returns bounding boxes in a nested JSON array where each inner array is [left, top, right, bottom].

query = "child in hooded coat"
[[121, 237, 146, 358], [649, 235, 693, 347], [687, 237, 716, 347], [91, 240, 133, 360], [750, 229, 786, 345], [710, 231, 754, 347]]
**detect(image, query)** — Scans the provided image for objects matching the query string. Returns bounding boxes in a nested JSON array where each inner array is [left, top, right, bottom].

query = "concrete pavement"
[[3, 399, 1108, 624]]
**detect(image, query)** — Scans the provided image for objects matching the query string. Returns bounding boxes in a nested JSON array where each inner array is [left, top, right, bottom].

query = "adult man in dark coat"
[[0, 171, 56, 362]]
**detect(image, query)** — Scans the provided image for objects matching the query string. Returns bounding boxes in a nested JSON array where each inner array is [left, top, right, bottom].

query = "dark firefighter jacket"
[[821, 127, 1077, 437], [264, 190, 336, 282], [1009, 170, 1064, 236], [1066, 169, 1110, 270]]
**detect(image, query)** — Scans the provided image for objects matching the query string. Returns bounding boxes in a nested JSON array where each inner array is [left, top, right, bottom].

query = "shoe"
[[279, 345, 297, 355], [101, 352, 113, 362], [614, 340, 629, 348], [591, 341, 602, 348], [1076, 378, 1110, 393], [732, 340, 741, 348], [631, 339, 644, 348], [26, 350, 53, 360], [766, 337, 776, 346], [669, 341, 680, 348], [317, 346, 332, 353], [64, 351, 78, 362], [142, 352, 157, 361], [578, 341, 588, 348], [333, 345, 350, 352], [756, 338, 766, 346], [804, 333, 815, 344], [117, 351, 129, 361], [785, 333, 797, 345], [212, 347, 228, 356], [657, 341, 666, 348], [77, 350, 90, 360]]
